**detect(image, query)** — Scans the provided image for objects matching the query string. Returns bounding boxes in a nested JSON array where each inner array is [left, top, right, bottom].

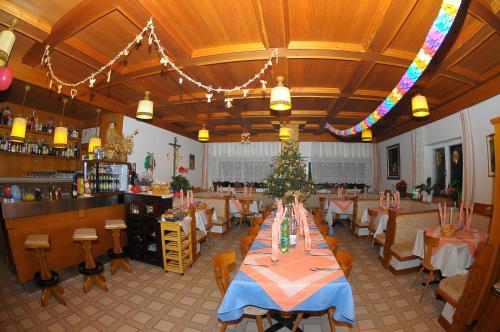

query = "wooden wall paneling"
[[5, 204, 125, 283]]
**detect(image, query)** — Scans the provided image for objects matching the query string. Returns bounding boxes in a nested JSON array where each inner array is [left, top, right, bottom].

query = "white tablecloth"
[[412, 229, 473, 277], [326, 200, 354, 225], [373, 214, 389, 236], [229, 199, 260, 215], [195, 210, 218, 235]]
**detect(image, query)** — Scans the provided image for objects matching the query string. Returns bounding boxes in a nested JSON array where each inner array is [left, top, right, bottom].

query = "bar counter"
[[0, 194, 126, 283]]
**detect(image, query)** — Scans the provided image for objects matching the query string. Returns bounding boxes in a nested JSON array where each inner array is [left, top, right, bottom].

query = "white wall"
[[377, 94, 499, 204], [122, 117, 203, 187]]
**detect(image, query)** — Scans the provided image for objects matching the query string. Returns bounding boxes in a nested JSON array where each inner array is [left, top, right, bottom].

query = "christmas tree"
[[265, 141, 315, 204]]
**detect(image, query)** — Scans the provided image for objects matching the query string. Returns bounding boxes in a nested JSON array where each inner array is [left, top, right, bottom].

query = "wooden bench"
[[350, 198, 379, 238], [383, 208, 440, 274]]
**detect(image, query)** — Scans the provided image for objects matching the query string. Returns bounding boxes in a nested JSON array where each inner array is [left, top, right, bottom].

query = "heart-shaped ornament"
[[70, 89, 77, 99]]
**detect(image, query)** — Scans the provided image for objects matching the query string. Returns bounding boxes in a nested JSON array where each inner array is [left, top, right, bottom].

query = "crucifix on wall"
[[169, 137, 182, 177]]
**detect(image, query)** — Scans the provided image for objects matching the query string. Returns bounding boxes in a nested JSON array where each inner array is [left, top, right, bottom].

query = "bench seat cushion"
[[436, 273, 467, 306], [352, 218, 368, 228], [374, 234, 385, 245], [391, 241, 415, 260]]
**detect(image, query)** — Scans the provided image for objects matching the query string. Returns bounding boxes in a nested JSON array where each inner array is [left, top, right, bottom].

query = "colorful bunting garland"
[[325, 0, 462, 137]]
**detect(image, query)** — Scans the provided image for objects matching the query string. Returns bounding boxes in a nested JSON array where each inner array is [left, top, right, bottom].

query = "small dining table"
[[326, 198, 354, 226], [217, 213, 355, 330], [412, 226, 488, 276]]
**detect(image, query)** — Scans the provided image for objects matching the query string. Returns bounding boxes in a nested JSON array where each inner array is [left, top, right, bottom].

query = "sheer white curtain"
[[460, 110, 474, 205], [208, 142, 280, 184], [311, 142, 372, 186]]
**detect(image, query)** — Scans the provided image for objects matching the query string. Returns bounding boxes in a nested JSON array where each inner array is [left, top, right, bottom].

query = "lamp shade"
[[0, 29, 15, 67], [361, 128, 372, 142], [88, 137, 101, 153], [136, 91, 153, 120], [412, 94, 429, 117], [53, 126, 68, 149], [270, 76, 291, 111], [279, 127, 291, 141], [198, 126, 209, 142], [10, 117, 26, 143]]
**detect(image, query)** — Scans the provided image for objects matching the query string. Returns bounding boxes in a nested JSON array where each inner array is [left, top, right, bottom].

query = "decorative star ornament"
[[224, 98, 233, 109], [206, 93, 213, 103]]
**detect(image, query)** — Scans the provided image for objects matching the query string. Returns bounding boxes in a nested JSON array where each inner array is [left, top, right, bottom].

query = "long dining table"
[[217, 212, 355, 329]]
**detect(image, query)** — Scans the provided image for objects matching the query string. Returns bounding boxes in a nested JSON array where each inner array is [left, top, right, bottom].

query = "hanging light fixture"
[[53, 98, 68, 149], [10, 84, 30, 143], [412, 93, 429, 118], [270, 76, 291, 111], [198, 124, 209, 142], [0, 18, 17, 67], [136, 91, 153, 120], [361, 128, 372, 142], [88, 109, 102, 153], [279, 126, 291, 141]]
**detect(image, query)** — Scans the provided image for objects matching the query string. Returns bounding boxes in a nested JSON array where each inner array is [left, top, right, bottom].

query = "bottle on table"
[[280, 208, 291, 253]]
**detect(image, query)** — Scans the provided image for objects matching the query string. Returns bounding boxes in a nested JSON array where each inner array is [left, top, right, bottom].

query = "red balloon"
[[0, 67, 13, 91]]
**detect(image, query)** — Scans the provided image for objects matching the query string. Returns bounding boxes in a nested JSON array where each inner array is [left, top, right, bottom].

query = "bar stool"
[[25, 234, 65, 306], [105, 219, 132, 274], [73, 228, 108, 293]]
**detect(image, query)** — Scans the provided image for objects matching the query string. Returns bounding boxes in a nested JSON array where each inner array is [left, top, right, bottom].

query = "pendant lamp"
[[361, 128, 372, 142], [279, 126, 291, 141], [53, 98, 68, 149], [88, 109, 101, 153], [412, 93, 429, 118], [0, 18, 17, 67], [198, 124, 209, 142], [10, 84, 30, 143], [136, 91, 153, 120], [270, 76, 291, 111]]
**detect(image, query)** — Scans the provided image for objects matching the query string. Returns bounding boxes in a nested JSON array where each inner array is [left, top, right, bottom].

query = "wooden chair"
[[325, 236, 340, 255], [315, 211, 324, 226], [368, 208, 379, 239], [318, 224, 329, 237], [205, 207, 215, 241], [311, 207, 319, 216], [262, 210, 271, 219], [239, 235, 253, 258], [248, 226, 260, 240], [239, 198, 254, 226], [252, 216, 265, 227], [413, 233, 440, 302], [213, 251, 272, 332], [336, 251, 354, 277], [319, 197, 327, 213]]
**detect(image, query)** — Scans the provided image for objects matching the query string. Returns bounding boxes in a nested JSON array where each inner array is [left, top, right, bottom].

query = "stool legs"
[[110, 229, 132, 274], [33, 248, 65, 306], [79, 241, 107, 293]]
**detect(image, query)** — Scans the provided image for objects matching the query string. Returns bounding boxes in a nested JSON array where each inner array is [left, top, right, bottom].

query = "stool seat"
[[73, 228, 97, 241], [105, 219, 127, 230], [25, 234, 50, 248]]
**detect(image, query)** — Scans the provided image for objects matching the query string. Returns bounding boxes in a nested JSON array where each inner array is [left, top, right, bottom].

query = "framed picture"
[[487, 134, 495, 177], [82, 127, 99, 144], [189, 154, 195, 170], [387, 144, 400, 179]]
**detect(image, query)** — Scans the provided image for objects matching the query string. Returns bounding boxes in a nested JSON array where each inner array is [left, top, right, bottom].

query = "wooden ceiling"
[[1, 0, 499, 142]]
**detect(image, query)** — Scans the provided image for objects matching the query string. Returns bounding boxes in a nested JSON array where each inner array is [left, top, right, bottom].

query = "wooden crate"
[[160, 221, 193, 274]]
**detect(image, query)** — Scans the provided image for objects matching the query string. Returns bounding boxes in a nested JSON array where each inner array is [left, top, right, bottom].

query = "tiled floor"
[[0, 221, 445, 331]]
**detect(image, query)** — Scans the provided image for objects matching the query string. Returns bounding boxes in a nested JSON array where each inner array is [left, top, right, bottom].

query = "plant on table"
[[171, 175, 191, 192], [264, 141, 315, 205], [395, 180, 407, 196]]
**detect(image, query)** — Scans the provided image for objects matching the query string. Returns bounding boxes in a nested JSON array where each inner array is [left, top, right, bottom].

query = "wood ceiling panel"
[[423, 76, 470, 101], [453, 33, 500, 76], [99, 83, 145, 105], [358, 63, 406, 92], [291, 98, 333, 110], [8, 31, 37, 59], [387, 0, 442, 55], [340, 98, 382, 113], [136, 73, 198, 97], [288, 59, 359, 88], [7, 0, 80, 25], [152, 0, 262, 50], [442, 14, 485, 59], [48, 50, 97, 83], [288, 0, 388, 44], [69, 10, 157, 68]]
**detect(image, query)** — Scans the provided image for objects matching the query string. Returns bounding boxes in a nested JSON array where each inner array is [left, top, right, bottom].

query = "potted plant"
[[395, 180, 407, 197], [417, 177, 433, 203], [171, 175, 191, 192]]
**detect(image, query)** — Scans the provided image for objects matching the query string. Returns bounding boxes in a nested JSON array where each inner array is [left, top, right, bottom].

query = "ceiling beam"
[[22, 0, 120, 66]]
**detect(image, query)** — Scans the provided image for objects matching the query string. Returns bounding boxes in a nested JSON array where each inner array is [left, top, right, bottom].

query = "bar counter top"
[[1, 193, 124, 219]]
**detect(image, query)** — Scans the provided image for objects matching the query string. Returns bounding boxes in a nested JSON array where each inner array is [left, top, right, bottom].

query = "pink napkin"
[[465, 202, 474, 231], [271, 218, 280, 262], [302, 209, 311, 251], [364, 187, 367, 199], [394, 191, 400, 208], [386, 192, 390, 208], [458, 201, 465, 226], [297, 204, 305, 237], [180, 189, 184, 207], [438, 202, 448, 226], [379, 192, 383, 207], [189, 190, 194, 205], [249, 186, 253, 196]]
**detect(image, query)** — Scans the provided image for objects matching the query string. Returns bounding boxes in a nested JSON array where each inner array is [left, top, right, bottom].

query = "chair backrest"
[[248, 226, 260, 240], [205, 207, 214, 229], [315, 211, 323, 225], [252, 216, 265, 227], [240, 199, 252, 215], [319, 197, 327, 211], [470, 214, 491, 233], [262, 210, 271, 219], [213, 251, 236, 297], [318, 224, 329, 237], [336, 251, 353, 277], [368, 208, 380, 231], [422, 233, 440, 270], [195, 197, 228, 221], [393, 211, 440, 244], [240, 235, 252, 258], [325, 235, 340, 254]]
